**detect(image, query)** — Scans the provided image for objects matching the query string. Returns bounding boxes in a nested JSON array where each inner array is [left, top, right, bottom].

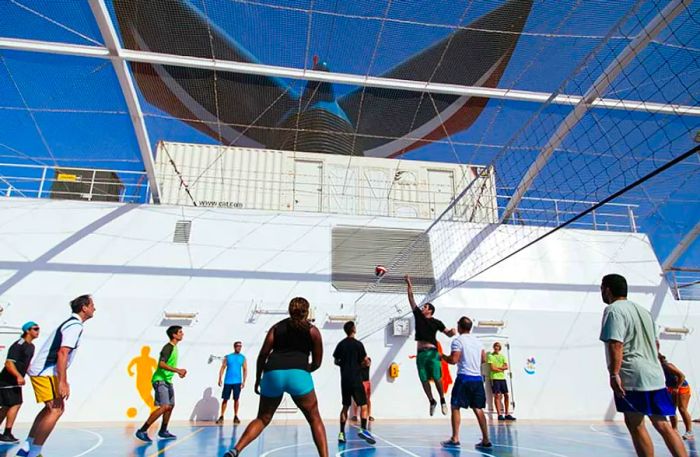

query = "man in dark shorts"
[[217, 341, 247, 425], [599, 274, 687, 457], [488, 342, 515, 421], [135, 326, 187, 442], [405, 275, 456, 416], [0, 322, 39, 443], [441, 317, 491, 449], [333, 321, 375, 446]]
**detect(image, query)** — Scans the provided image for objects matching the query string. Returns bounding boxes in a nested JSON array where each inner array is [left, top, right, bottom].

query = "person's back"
[[452, 333, 482, 377], [334, 337, 365, 384], [265, 318, 313, 372], [601, 299, 664, 391]]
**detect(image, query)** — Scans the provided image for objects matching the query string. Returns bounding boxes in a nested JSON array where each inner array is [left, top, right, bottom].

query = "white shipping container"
[[154, 141, 497, 222]]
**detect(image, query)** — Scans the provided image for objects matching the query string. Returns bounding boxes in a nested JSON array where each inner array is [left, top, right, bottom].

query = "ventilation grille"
[[332, 226, 434, 293], [173, 220, 192, 243]]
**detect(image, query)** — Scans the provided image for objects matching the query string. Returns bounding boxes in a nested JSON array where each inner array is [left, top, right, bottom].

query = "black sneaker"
[[476, 440, 493, 448], [158, 430, 177, 440], [216, 416, 224, 425], [504, 414, 516, 421], [0, 433, 18, 443], [497, 415, 506, 421], [223, 449, 239, 457], [233, 416, 241, 425]]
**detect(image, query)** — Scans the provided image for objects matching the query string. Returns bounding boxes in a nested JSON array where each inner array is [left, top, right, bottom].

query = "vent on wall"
[[173, 220, 192, 243], [332, 226, 435, 293]]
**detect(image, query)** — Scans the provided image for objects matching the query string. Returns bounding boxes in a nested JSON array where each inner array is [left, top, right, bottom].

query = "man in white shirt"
[[17, 295, 95, 457], [440, 316, 491, 449]]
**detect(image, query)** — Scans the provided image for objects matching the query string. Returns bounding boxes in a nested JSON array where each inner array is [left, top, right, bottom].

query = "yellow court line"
[[146, 427, 205, 457]]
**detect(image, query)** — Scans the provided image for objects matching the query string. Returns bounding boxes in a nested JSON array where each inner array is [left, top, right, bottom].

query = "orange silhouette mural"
[[408, 341, 453, 394], [127, 345, 158, 417]]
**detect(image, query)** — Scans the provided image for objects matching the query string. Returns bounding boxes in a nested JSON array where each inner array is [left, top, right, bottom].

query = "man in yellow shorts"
[[16, 295, 95, 457]]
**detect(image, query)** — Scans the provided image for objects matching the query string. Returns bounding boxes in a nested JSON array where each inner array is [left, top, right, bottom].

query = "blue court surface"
[[0, 421, 696, 457]]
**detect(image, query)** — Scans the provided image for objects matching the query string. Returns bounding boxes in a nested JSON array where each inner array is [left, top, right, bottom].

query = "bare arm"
[[607, 340, 625, 396], [481, 350, 487, 364], [442, 350, 460, 365], [443, 328, 457, 338], [308, 326, 323, 372], [218, 358, 227, 387], [242, 359, 248, 387], [404, 275, 418, 311], [256, 328, 275, 394], [665, 362, 686, 387], [56, 346, 71, 399], [4, 360, 25, 386]]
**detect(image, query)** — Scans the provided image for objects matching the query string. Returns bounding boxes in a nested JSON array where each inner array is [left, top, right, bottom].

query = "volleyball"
[[375, 265, 387, 278]]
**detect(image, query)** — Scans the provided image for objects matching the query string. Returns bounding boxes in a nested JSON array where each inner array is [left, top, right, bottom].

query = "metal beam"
[[87, 0, 161, 204], [501, 0, 693, 222], [1, 36, 699, 117], [662, 219, 700, 271]]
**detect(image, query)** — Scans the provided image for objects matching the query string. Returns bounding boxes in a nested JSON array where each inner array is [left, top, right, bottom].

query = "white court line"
[[70, 429, 104, 457], [259, 441, 313, 456], [589, 425, 699, 456], [349, 426, 420, 457], [492, 444, 570, 457]]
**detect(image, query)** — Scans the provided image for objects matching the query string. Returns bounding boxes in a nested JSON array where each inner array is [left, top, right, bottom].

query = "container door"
[[294, 160, 323, 212], [427, 169, 455, 218]]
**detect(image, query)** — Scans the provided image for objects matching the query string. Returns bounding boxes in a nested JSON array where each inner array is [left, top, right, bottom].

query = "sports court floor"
[[0, 420, 696, 457]]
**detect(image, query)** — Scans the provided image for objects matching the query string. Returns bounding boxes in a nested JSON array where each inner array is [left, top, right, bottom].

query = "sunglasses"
[[30, 327, 40, 331]]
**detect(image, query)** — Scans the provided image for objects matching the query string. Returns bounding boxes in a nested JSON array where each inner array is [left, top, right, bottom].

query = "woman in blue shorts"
[[224, 297, 327, 457]]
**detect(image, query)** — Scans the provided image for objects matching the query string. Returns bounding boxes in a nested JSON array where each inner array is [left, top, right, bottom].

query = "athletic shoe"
[[350, 416, 358, 422], [441, 439, 460, 448], [429, 400, 437, 416], [15, 449, 28, 457], [358, 429, 376, 445], [369, 416, 375, 422], [505, 414, 516, 421], [135, 429, 152, 443], [223, 449, 239, 457], [338, 432, 346, 444], [215, 416, 224, 425], [0, 433, 19, 443], [475, 441, 493, 448], [497, 415, 506, 421], [158, 430, 177, 440], [233, 416, 241, 425], [441, 402, 448, 415], [683, 432, 694, 440]]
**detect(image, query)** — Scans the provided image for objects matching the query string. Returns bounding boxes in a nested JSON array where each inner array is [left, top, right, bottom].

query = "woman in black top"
[[224, 297, 328, 457]]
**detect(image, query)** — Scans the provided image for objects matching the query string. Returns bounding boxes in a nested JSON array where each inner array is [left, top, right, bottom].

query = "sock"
[[361, 418, 367, 430], [27, 444, 42, 457], [159, 423, 168, 433], [4, 427, 11, 435]]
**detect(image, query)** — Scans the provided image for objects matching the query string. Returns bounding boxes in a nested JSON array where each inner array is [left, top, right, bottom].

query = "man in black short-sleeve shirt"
[[0, 321, 39, 443], [405, 275, 456, 417], [333, 321, 375, 446]]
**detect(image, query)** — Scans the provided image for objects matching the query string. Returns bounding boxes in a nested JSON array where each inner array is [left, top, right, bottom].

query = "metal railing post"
[[37, 166, 48, 198], [628, 206, 637, 232], [592, 207, 598, 230], [88, 170, 97, 201], [554, 200, 561, 225]]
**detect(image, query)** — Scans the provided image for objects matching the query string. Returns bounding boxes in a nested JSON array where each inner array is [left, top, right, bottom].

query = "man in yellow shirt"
[[487, 342, 515, 421]]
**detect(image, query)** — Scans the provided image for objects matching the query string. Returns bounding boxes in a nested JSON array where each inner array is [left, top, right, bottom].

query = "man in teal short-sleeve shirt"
[[599, 274, 686, 457]]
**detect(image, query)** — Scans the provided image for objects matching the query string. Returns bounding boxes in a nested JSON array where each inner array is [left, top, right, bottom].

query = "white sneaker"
[[441, 402, 448, 415], [682, 432, 694, 441]]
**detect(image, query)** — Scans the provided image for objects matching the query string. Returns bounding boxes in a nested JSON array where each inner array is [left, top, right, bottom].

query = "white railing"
[[0, 163, 149, 203], [667, 268, 700, 301]]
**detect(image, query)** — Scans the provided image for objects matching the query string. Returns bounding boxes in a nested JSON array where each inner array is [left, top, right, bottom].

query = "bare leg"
[[27, 405, 51, 439], [339, 404, 350, 433], [141, 405, 168, 430], [0, 408, 7, 427], [220, 399, 228, 418], [234, 399, 240, 418], [421, 381, 435, 402], [494, 393, 503, 416], [678, 393, 693, 434], [292, 391, 328, 457], [160, 405, 173, 431], [434, 377, 445, 403], [671, 392, 679, 430], [449, 407, 461, 442], [504, 393, 511, 415], [233, 395, 283, 453], [31, 399, 65, 446], [473, 408, 490, 444], [624, 412, 654, 457], [650, 414, 688, 457], [3, 404, 21, 432]]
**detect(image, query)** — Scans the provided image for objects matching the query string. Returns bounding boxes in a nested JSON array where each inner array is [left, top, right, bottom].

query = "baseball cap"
[[21, 321, 38, 333]]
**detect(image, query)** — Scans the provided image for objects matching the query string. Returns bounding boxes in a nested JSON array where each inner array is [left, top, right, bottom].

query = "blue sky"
[[0, 0, 698, 270]]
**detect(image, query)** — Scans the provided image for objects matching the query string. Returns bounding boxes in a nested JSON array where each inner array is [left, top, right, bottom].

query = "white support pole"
[[87, 0, 161, 204], [501, 0, 693, 223], [662, 220, 700, 271], [0, 36, 698, 117]]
